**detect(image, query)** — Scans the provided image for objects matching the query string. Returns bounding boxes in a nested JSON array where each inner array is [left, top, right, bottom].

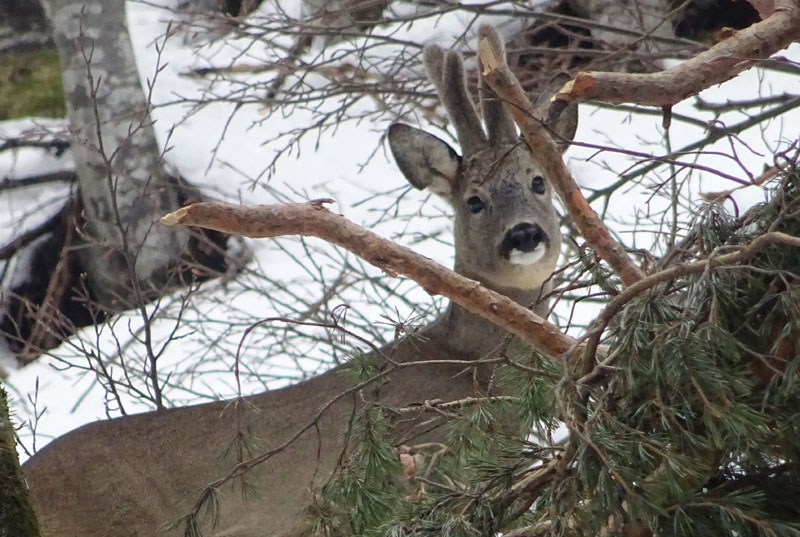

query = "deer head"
[[388, 25, 577, 291]]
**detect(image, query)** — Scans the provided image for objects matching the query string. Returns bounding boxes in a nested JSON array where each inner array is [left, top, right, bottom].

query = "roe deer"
[[22, 25, 576, 537]]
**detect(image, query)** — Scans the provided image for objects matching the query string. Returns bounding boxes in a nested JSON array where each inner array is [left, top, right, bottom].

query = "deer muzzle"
[[500, 222, 549, 265]]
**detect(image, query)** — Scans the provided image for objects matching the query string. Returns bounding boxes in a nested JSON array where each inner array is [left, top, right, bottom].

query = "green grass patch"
[[0, 49, 65, 119]]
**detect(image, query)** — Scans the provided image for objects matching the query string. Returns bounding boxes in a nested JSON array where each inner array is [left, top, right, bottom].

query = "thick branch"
[[555, 0, 800, 106], [161, 202, 578, 358], [477, 38, 645, 287]]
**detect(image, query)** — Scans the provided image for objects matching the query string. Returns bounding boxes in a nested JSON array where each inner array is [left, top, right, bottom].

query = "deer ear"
[[388, 123, 460, 197]]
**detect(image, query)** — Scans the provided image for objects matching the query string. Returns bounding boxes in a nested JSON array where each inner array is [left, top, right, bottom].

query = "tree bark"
[[161, 201, 579, 357], [0, 387, 41, 537]]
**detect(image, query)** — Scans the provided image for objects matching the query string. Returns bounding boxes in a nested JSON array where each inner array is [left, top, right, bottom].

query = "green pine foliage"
[[310, 404, 404, 536], [555, 162, 800, 536], [310, 158, 800, 537], [0, 387, 42, 537]]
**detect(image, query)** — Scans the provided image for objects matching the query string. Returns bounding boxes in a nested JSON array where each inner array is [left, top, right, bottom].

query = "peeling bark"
[[556, 0, 800, 106]]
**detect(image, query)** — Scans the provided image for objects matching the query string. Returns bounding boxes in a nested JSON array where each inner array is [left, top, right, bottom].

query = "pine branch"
[[581, 230, 800, 378]]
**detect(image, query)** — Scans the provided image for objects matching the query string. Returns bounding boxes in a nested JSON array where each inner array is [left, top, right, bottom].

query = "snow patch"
[[0, 336, 17, 376]]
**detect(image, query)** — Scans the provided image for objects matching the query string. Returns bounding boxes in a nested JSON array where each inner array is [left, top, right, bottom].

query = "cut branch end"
[[161, 206, 191, 226]]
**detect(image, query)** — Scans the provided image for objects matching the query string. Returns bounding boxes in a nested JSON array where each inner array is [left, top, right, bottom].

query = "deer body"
[[24, 297, 535, 537], [23, 25, 575, 537]]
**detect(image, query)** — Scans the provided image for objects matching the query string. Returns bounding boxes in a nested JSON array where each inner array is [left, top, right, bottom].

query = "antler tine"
[[424, 43, 486, 156], [477, 24, 517, 146]]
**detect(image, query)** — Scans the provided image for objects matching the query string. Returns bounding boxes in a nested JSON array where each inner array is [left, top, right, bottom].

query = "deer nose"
[[503, 223, 546, 253]]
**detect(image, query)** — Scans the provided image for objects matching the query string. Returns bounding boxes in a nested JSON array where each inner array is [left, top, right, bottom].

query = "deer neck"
[[423, 280, 548, 360]]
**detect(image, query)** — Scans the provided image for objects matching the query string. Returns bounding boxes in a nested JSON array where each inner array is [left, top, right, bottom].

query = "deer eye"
[[531, 175, 546, 195], [466, 196, 485, 214]]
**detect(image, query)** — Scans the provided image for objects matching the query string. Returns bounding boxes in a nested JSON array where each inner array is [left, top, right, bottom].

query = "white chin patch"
[[508, 246, 546, 266]]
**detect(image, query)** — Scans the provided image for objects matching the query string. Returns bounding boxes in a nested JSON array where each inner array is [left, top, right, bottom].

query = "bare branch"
[[555, 0, 800, 106], [0, 138, 70, 155], [161, 201, 578, 358], [0, 172, 75, 192]]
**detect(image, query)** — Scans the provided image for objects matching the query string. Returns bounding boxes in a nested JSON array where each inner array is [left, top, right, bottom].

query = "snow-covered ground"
[[2, 0, 798, 459]]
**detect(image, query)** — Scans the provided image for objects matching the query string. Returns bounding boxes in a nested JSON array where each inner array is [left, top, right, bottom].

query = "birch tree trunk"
[[40, 0, 189, 308], [0, 0, 246, 366]]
